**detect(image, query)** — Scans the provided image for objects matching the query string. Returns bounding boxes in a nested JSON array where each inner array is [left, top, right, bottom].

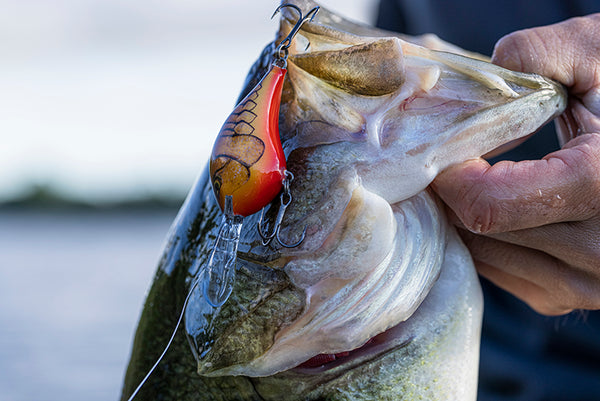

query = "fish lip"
[[288, 318, 415, 375]]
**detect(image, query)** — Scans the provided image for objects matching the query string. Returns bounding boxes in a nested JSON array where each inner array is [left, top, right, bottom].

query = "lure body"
[[210, 64, 287, 217]]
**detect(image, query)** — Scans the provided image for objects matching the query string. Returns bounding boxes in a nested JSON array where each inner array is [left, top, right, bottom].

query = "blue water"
[[0, 209, 177, 401]]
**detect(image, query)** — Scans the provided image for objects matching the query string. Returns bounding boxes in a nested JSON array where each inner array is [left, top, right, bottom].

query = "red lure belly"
[[209, 64, 287, 217]]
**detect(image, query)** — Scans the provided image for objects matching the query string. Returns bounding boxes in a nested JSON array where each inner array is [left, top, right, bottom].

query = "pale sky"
[[0, 0, 376, 202]]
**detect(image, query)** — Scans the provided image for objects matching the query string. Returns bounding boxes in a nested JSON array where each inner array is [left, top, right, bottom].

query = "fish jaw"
[[253, 233, 483, 401], [358, 50, 568, 204], [189, 0, 566, 387], [283, 29, 567, 204], [198, 189, 445, 377]]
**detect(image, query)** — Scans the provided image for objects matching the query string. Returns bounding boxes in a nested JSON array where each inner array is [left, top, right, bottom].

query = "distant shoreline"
[[0, 184, 184, 213]]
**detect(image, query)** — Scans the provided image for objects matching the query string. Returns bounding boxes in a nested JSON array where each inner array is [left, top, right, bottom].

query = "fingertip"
[[491, 32, 524, 71], [434, 158, 489, 184], [432, 158, 495, 233], [432, 158, 490, 202]]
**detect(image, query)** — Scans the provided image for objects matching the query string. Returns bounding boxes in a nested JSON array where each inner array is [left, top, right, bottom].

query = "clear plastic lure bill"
[[202, 196, 243, 307]]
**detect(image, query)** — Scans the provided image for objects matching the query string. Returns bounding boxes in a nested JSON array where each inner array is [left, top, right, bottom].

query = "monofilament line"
[[126, 276, 201, 401]]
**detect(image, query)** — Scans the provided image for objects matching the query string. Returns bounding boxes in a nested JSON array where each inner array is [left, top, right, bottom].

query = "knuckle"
[[568, 140, 600, 207], [579, 137, 600, 181], [574, 136, 600, 167]]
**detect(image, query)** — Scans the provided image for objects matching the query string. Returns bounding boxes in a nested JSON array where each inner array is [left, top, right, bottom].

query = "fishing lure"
[[125, 6, 319, 401], [203, 4, 318, 307]]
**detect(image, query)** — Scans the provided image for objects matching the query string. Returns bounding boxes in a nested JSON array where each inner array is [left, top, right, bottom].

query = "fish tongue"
[[295, 339, 375, 369], [296, 351, 351, 369]]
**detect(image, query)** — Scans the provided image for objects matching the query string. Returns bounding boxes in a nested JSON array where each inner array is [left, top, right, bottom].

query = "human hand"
[[432, 14, 600, 316]]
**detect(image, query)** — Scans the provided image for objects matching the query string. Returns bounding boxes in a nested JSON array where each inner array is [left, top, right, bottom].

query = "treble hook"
[[258, 171, 307, 248], [272, 4, 320, 61]]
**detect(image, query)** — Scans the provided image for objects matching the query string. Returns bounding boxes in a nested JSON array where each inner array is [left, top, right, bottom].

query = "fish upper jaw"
[[361, 50, 567, 204], [286, 35, 566, 205]]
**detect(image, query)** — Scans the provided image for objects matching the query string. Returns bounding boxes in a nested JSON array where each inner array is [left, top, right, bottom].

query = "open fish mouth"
[[193, 189, 446, 378], [250, 230, 484, 400], [184, 0, 566, 382], [292, 321, 413, 373]]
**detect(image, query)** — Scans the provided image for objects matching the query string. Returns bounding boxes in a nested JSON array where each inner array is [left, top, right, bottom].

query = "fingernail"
[[573, 100, 600, 134], [583, 88, 600, 116]]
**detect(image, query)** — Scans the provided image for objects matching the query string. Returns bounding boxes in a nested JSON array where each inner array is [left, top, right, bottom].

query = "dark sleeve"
[[375, 2, 600, 401]]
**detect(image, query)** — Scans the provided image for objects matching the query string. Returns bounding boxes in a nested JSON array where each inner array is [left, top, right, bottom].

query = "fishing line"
[[126, 275, 201, 401]]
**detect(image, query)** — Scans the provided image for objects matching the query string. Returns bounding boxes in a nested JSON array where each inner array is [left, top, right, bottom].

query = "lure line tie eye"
[[272, 4, 320, 64]]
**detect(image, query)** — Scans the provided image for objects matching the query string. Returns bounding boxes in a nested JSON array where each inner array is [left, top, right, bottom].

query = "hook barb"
[[271, 4, 320, 59], [257, 171, 306, 248]]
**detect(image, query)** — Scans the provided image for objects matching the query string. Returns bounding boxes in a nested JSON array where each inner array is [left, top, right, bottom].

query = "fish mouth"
[[252, 232, 484, 400], [186, 0, 565, 382], [281, 4, 567, 205], [291, 320, 413, 373]]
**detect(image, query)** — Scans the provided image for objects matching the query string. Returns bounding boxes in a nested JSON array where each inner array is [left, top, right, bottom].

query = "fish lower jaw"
[[289, 318, 413, 374]]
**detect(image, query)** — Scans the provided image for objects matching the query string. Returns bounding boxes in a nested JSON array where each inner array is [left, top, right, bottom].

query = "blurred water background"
[[0, 1, 375, 400]]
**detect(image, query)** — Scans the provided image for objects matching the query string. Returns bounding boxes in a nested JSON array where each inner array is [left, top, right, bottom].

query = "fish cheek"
[[289, 39, 405, 96]]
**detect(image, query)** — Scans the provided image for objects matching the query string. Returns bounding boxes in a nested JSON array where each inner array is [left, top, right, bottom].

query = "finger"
[[432, 134, 600, 234], [492, 14, 600, 96], [442, 198, 600, 270], [557, 99, 600, 145], [569, 100, 600, 134], [476, 261, 573, 316], [458, 229, 600, 313], [483, 219, 600, 274], [458, 229, 561, 285], [582, 84, 600, 116]]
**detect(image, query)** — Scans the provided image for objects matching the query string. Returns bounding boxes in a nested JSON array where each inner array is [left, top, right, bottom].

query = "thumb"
[[492, 14, 600, 97], [432, 135, 600, 234]]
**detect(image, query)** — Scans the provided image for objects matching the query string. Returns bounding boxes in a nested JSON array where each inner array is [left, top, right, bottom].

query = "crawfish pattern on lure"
[[209, 65, 286, 218]]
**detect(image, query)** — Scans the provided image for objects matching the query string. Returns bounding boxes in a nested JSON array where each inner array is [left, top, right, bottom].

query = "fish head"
[[278, 2, 565, 205], [175, 0, 566, 399]]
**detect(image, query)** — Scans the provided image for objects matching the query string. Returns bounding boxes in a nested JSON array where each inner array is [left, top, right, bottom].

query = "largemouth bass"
[[121, 1, 566, 400]]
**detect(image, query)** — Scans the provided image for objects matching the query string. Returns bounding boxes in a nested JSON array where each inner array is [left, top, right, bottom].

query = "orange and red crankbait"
[[199, 4, 318, 307], [210, 64, 287, 217]]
